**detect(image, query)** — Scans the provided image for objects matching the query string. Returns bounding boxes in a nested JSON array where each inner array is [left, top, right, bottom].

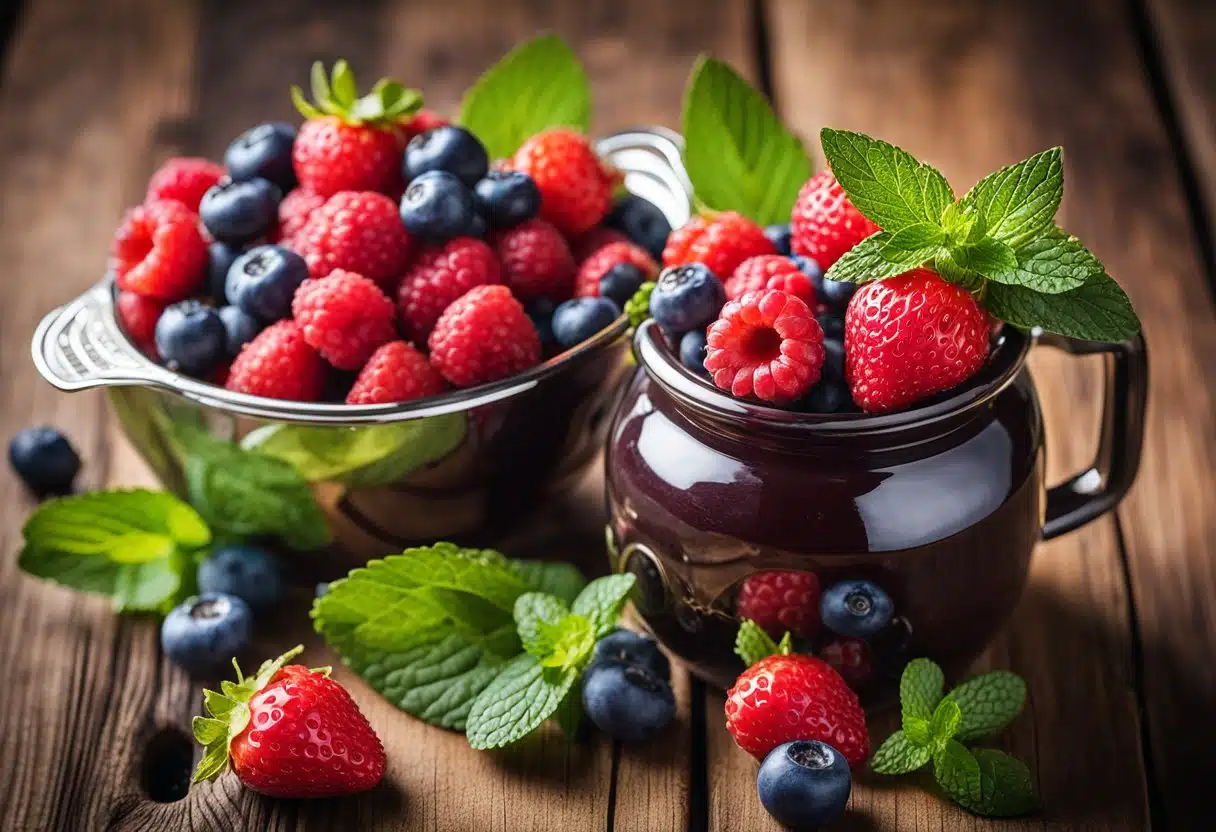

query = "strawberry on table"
[[790, 169, 880, 269]]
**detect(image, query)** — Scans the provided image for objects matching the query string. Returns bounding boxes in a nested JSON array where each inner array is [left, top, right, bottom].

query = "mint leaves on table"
[[458, 35, 591, 160], [820, 128, 1140, 342], [871, 658, 1035, 817], [734, 618, 793, 667]]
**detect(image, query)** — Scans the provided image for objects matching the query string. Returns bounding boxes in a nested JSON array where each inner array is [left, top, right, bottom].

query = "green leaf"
[[514, 592, 570, 657], [626, 281, 656, 328], [681, 57, 812, 226], [309, 61, 341, 116], [465, 653, 579, 749], [571, 574, 636, 637], [960, 147, 1063, 248], [870, 730, 933, 775], [508, 561, 586, 605], [929, 698, 963, 750], [536, 615, 595, 670], [734, 619, 780, 667], [945, 670, 1027, 742], [900, 658, 945, 724], [950, 236, 1017, 276], [820, 128, 954, 232], [904, 716, 932, 746], [970, 748, 1037, 816], [329, 60, 358, 109], [984, 273, 1140, 340], [458, 35, 590, 160], [826, 232, 925, 283], [555, 686, 584, 740], [883, 222, 946, 253], [934, 740, 983, 810], [984, 228, 1101, 294], [20, 546, 182, 613]]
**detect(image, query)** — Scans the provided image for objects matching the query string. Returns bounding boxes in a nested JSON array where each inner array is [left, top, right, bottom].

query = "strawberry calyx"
[[291, 60, 422, 128]]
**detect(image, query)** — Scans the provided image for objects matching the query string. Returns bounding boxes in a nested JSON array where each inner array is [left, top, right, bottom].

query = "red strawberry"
[[819, 638, 872, 687], [494, 218, 576, 300], [574, 241, 658, 298], [725, 255, 816, 307], [346, 341, 446, 404], [736, 570, 821, 639], [146, 157, 225, 212], [294, 191, 412, 287], [663, 211, 776, 279], [790, 170, 881, 268], [844, 268, 989, 413], [192, 646, 385, 798], [725, 653, 870, 765], [512, 128, 616, 236], [111, 199, 208, 301]]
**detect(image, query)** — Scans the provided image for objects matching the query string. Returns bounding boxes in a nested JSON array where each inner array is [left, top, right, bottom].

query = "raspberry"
[[818, 638, 872, 687], [294, 191, 412, 288], [115, 291, 165, 352], [790, 170, 881, 268], [705, 290, 825, 404], [493, 218, 576, 300], [111, 199, 208, 301], [225, 320, 327, 401], [402, 109, 450, 141], [346, 341, 446, 404], [397, 237, 501, 341], [428, 285, 541, 388], [291, 270, 398, 370], [276, 188, 326, 244], [512, 128, 615, 235], [683, 212, 776, 278], [574, 242, 657, 298], [293, 117, 404, 198], [736, 570, 821, 639], [570, 226, 630, 262], [661, 215, 708, 267], [146, 157, 225, 212], [726, 255, 817, 307]]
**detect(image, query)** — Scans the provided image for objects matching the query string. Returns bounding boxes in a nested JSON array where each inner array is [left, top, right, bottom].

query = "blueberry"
[[800, 339, 851, 413], [160, 593, 252, 674], [649, 263, 726, 333], [757, 740, 851, 828], [8, 426, 80, 495], [473, 170, 540, 229], [217, 306, 261, 358], [399, 171, 478, 242], [551, 297, 621, 349], [791, 254, 825, 295], [525, 298, 557, 347], [582, 662, 675, 743], [817, 312, 844, 341], [207, 242, 242, 305], [197, 544, 283, 610], [403, 126, 488, 188], [764, 223, 793, 256], [590, 628, 671, 680], [820, 579, 894, 638], [468, 210, 488, 240], [679, 329, 709, 376], [199, 177, 281, 245], [224, 122, 297, 191], [821, 338, 844, 379], [225, 245, 309, 322], [604, 195, 672, 262], [155, 301, 227, 378], [599, 263, 646, 308]]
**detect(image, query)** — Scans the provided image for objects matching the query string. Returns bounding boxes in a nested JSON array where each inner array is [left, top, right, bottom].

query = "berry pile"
[[108, 61, 670, 405]]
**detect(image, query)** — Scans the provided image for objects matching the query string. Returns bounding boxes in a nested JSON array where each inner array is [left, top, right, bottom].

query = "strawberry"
[[662, 212, 776, 278], [844, 268, 989, 413], [790, 169, 881, 269], [192, 646, 386, 798], [725, 653, 870, 765], [511, 128, 616, 236]]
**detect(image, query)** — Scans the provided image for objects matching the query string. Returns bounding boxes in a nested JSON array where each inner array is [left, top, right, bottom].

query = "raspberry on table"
[[294, 191, 412, 288], [705, 289, 825, 404], [276, 188, 326, 244], [146, 157, 226, 213], [111, 199, 208, 301], [346, 341, 446, 404], [512, 128, 615, 236], [291, 269, 398, 370], [115, 291, 166, 353], [428, 285, 541, 388], [726, 255, 817, 307], [574, 241, 657, 299], [790, 170, 881, 268], [493, 217, 576, 300], [736, 570, 822, 639], [397, 237, 501, 342], [225, 320, 327, 401]]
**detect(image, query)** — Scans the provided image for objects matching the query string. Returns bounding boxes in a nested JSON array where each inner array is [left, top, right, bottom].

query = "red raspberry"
[[512, 128, 615, 235], [346, 341, 446, 404], [791, 170, 881, 268], [736, 570, 821, 639], [145, 157, 225, 212], [574, 242, 658, 298], [428, 285, 541, 388], [115, 291, 165, 353], [277, 188, 326, 244], [570, 226, 630, 262], [111, 199, 207, 301], [725, 653, 870, 765], [293, 117, 404, 198], [226, 320, 327, 401], [818, 638, 873, 687], [661, 215, 708, 267], [294, 191, 412, 288], [397, 238, 501, 341], [291, 270, 398, 371], [844, 268, 989, 413], [662, 212, 775, 279], [705, 290, 825, 404], [493, 218, 576, 300], [403, 109, 449, 141], [726, 255, 816, 307]]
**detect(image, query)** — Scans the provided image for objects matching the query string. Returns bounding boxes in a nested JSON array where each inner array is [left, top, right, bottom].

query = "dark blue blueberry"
[[582, 662, 675, 743], [199, 177, 281, 245], [764, 223, 793, 256], [154, 301, 227, 378], [224, 122, 297, 191], [207, 242, 242, 305], [648, 263, 726, 333], [399, 171, 478, 242], [679, 329, 710, 376], [217, 306, 261, 358], [468, 210, 488, 240], [160, 593, 252, 674], [817, 312, 844, 341], [800, 338, 851, 413], [599, 263, 646, 307], [473, 170, 541, 229], [820, 579, 895, 638], [604, 195, 671, 262], [821, 338, 844, 379], [551, 297, 621, 349], [525, 298, 557, 348], [197, 544, 283, 610], [225, 245, 309, 323], [590, 629, 671, 680], [403, 126, 489, 188], [820, 277, 858, 312], [8, 426, 80, 495], [757, 740, 851, 828]]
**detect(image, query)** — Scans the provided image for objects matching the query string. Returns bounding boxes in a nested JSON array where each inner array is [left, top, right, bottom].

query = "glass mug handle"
[[1037, 331, 1148, 540]]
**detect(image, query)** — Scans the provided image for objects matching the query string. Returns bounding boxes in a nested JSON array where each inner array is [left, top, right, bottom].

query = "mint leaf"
[[820, 128, 954, 231], [682, 56, 811, 225], [870, 730, 933, 775], [983, 228, 1100, 294], [970, 748, 1037, 816], [984, 273, 1140, 340], [555, 686, 584, 740], [946, 670, 1027, 742], [509, 561, 586, 605], [950, 237, 1017, 276], [536, 614, 595, 670], [465, 653, 579, 749], [960, 147, 1062, 248], [904, 716, 932, 746], [934, 740, 983, 809], [514, 592, 570, 657], [826, 232, 925, 283], [900, 658, 945, 724], [571, 574, 636, 637], [734, 619, 781, 666], [928, 698, 962, 750], [458, 35, 590, 160], [884, 223, 945, 253]]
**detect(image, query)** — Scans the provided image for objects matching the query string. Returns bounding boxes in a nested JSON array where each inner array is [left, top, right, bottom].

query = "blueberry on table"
[[218, 305, 261, 358], [225, 244, 309, 323], [525, 298, 557, 348], [154, 300, 228, 378], [599, 262, 647, 308], [604, 194, 672, 262], [590, 628, 671, 680], [582, 662, 675, 743], [551, 297, 622, 349], [225, 122, 297, 191], [160, 593, 252, 674], [649, 263, 726, 333], [8, 426, 80, 495], [817, 311, 844, 341], [403, 126, 489, 188], [199, 177, 281, 245], [757, 740, 851, 828], [207, 241, 242, 305], [679, 329, 710, 376], [820, 579, 894, 638], [764, 223, 793, 256], [473, 170, 541, 229], [197, 545, 283, 610], [800, 338, 849, 413], [399, 171, 478, 242], [819, 275, 858, 313]]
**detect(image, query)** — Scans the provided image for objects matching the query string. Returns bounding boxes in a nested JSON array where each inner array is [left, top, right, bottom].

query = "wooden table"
[[2, 1, 1214, 829]]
